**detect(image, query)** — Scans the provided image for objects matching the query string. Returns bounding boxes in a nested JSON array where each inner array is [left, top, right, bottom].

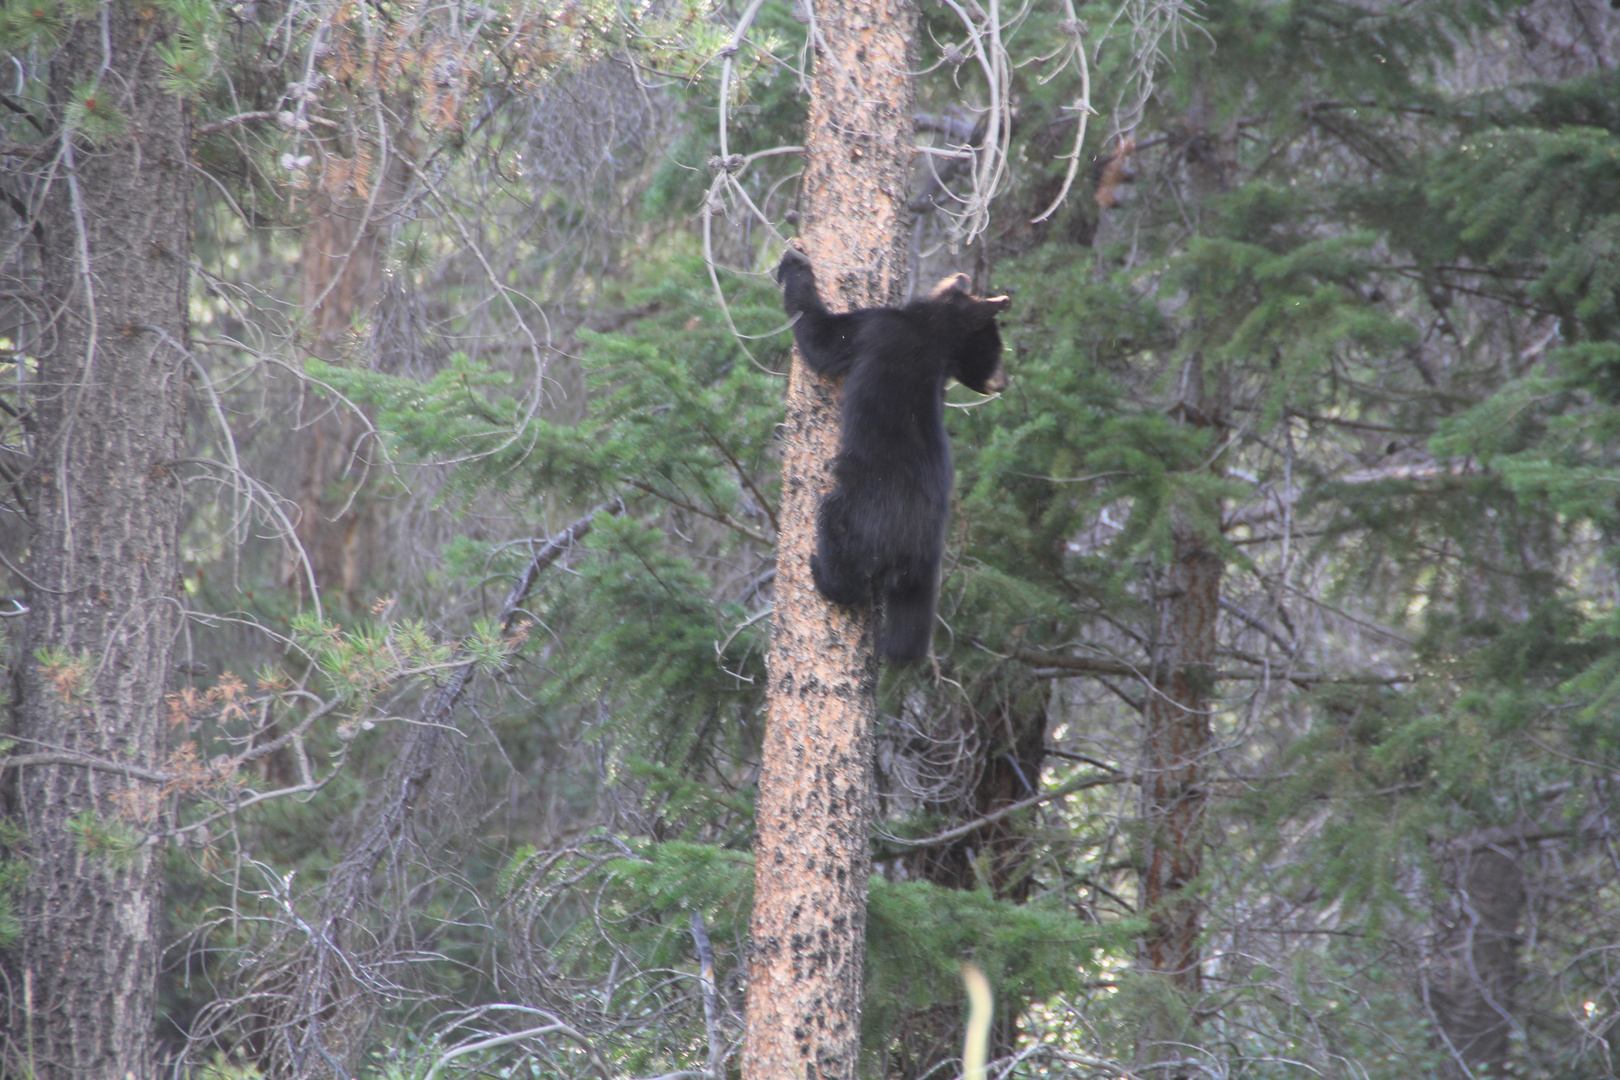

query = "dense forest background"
[[3, 0, 1620, 1076]]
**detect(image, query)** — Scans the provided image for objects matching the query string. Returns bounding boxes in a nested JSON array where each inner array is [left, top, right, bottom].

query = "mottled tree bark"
[[4, 5, 191, 1076], [743, 0, 916, 1075], [1135, 361, 1222, 1080]]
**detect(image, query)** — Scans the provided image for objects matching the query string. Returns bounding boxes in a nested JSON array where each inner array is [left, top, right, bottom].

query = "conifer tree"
[[11, 0, 1620, 1075], [1, 3, 191, 1073], [742, 0, 916, 1073]]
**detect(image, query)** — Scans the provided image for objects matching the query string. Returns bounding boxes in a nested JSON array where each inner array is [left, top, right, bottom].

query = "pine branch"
[[880, 768, 1130, 851], [1011, 645, 1415, 688], [625, 479, 770, 544]]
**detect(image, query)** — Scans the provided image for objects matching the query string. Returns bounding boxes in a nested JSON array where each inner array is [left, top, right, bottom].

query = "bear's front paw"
[[775, 244, 812, 285]]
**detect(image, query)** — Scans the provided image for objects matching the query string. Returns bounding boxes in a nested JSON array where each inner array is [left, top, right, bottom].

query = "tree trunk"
[[282, 182, 400, 609], [5, 5, 191, 1077], [1427, 831, 1528, 1078], [1134, 362, 1222, 1079], [891, 681, 1047, 1079], [903, 682, 1047, 903], [743, 0, 916, 1075]]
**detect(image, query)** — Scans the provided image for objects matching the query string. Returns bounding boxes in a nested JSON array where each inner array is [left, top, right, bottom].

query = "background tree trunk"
[[5, 5, 190, 1075], [1134, 360, 1222, 1079], [1428, 832, 1529, 1078], [743, 0, 917, 1074], [283, 177, 404, 609], [893, 680, 1048, 1079]]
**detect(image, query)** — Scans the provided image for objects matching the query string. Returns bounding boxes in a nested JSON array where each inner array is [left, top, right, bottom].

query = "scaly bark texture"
[[1135, 363, 1222, 1079], [6, 5, 191, 1076], [743, 0, 916, 1075]]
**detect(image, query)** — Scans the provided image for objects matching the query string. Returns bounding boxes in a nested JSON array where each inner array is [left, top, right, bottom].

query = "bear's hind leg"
[[811, 489, 873, 607], [810, 548, 870, 608]]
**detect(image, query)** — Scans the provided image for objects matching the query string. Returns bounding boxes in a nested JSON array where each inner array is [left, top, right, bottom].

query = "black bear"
[[776, 246, 1011, 663]]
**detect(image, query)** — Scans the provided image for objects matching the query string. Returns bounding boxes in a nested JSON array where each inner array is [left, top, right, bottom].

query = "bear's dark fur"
[[776, 246, 1011, 663]]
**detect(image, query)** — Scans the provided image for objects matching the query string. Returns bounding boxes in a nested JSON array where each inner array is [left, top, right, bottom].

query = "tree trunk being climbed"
[[743, 0, 916, 1075], [4, 5, 191, 1075]]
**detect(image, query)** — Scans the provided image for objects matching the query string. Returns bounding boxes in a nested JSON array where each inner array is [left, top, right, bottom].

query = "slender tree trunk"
[[283, 182, 400, 608], [5, 5, 191, 1077], [1427, 831, 1528, 1078], [1134, 361, 1221, 1080], [743, 0, 916, 1075]]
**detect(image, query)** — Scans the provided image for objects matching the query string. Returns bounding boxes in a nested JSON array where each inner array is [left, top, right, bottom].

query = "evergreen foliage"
[[11, 0, 1620, 1073]]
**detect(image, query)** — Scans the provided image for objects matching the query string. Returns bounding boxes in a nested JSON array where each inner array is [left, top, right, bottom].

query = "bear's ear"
[[965, 294, 1011, 328]]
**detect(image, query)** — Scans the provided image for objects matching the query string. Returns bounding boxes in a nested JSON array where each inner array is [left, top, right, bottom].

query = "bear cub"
[[776, 246, 1012, 663]]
